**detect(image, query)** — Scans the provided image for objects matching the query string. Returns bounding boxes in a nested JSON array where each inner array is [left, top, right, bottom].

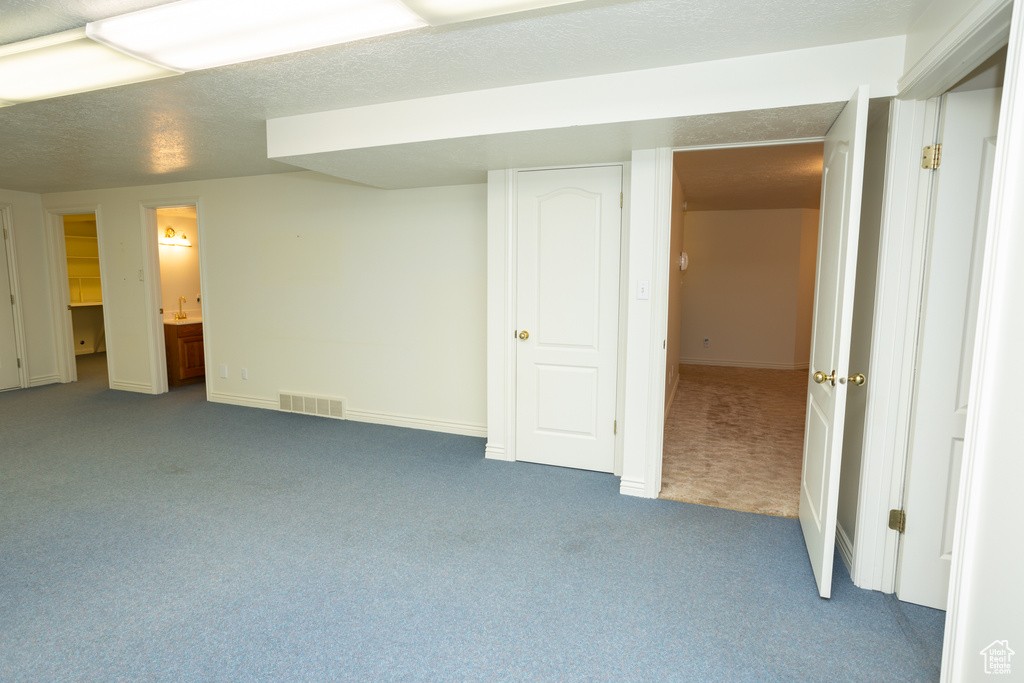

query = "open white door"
[[897, 87, 1001, 610], [799, 86, 869, 599], [515, 165, 622, 472]]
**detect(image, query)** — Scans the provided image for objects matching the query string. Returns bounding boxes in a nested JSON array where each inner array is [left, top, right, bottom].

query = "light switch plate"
[[637, 280, 650, 300]]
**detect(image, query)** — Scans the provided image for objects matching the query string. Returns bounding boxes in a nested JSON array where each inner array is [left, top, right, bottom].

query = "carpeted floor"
[[0, 353, 944, 681], [661, 364, 807, 517]]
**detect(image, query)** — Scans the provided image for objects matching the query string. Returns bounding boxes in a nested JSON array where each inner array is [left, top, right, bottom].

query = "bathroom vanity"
[[164, 319, 205, 386]]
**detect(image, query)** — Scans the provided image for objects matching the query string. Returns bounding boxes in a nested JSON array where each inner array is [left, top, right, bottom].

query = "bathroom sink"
[[165, 316, 202, 325]]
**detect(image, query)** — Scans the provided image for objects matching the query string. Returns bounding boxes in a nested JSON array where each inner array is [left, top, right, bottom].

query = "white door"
[[799, 86, 869, 599], [896, 87, 1001, 610], [515, 166, 622, 472], [1, 220, 21, 391]]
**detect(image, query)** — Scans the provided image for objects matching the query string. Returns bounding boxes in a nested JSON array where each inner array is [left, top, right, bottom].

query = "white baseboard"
[[664, 371, 680, 418], [345, 408, 486, 438], [679, 357, 810, 371], [485, 443, 510, 461], [209, 392, 279, 410], [29, 374, 60, 387], [110, 379, 155, 393], [619, 476, 649, 498], [210, 391, 486, 438], [836, 522, 855, 577]]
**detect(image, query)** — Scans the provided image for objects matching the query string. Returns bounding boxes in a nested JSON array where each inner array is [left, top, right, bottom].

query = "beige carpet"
[[660, 364, 808, 518]]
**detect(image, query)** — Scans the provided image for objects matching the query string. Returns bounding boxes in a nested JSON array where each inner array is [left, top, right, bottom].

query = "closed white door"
[[896, 87, 1001, 610], [799, 86, 869, 599], [1, 220, 20, 390], [515, 166, 622, 472]]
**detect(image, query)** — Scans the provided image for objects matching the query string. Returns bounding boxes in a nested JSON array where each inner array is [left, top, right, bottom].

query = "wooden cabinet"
[[165, 323, 205, 386]]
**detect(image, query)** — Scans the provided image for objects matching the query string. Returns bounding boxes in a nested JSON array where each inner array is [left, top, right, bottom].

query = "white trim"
[[619, 477, 647, 497], [44, 205, 103, 385], [663, 370, 680, 419], [208, 391, 280, 410], [345, 408, 487, 438], [672, 136, 826, 152], [943, 4, 1024, 678], [0, 205, 29, 389], [139, 197, 205, 398], [679, 358, 810, 370], [29, 373, 60, 387], [836, 522, 855, 574], [899, 0, 1012, 100], [484, 444, 506, 460], [109, 379, 155, 393], [850, 97, 939, 592], [619, 148, 673, 498], [852, 0, 1012, 597]]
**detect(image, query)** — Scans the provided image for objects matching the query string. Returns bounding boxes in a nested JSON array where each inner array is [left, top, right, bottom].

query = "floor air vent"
[[279, 393, 346, 419]]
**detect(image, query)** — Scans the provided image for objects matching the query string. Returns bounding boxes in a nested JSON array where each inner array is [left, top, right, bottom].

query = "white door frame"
[[851, 0, 1013, 595], [621, 0, 1013, 577], [485, 163, 629, 472], [139, 197, 207, 397], [43, 205, 107, 385], [0, 204, 29, 389]]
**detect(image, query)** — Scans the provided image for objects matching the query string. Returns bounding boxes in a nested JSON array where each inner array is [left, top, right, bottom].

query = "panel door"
[[515, 166, 622, 472], [799, 86, 869, 599], [897, 87, 1001, 610]]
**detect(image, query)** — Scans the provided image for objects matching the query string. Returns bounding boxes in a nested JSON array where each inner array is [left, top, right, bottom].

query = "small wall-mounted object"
[[679, 251, 689, 271], [158, 227, 192, 247]]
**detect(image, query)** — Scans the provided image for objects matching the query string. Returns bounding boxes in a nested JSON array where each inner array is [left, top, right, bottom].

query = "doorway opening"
[[659, 143, 824, 518], [62, 212, 108, 383], [151, 205, 206, 389]]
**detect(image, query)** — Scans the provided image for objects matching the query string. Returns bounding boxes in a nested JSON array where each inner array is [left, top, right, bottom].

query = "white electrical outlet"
[[703, 338, 710, 348], [241, 368, 248, 380], [219, 364, 228, 378]]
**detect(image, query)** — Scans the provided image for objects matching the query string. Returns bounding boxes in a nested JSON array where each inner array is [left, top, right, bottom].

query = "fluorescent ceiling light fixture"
[[402, 0, 587, 25], [0, 29, 177, 104], [86, 0, 428, 72]]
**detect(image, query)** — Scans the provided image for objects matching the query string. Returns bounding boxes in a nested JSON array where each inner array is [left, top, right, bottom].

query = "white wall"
[[42, 171, 488, 435], [837, 101, 891, 568], [677, 208, 818, 369], [0, 188, 58, 386], [157, 213, 202, 320]]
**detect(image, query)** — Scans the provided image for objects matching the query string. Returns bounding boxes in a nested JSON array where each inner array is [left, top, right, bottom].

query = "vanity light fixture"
[[86, 0, 428, 72], [0, 29, 177, 104], [159, 227, 192, 247]]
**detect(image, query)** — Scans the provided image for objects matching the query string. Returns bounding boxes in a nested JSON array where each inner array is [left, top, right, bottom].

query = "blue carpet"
[[0, 354, 944, 681]]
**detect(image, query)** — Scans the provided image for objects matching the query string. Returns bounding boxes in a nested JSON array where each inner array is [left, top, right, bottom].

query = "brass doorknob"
[[813, 370, 837, 386], [518, 330, 529, 340], [841, 373, 866, 386]]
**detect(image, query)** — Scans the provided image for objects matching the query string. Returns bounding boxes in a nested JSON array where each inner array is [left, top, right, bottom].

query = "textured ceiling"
[[673, 143, 825, 212], [0, 0, 929, 194]]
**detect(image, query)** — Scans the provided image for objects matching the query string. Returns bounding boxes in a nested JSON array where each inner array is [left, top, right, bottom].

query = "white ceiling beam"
[[267, 36, 905, 159]]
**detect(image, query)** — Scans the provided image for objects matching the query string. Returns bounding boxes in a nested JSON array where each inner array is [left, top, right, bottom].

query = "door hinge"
[[888, 509, 906, 534], [922, 144, 942, 170], [9, 294, 13, 305], [16, 358, 21, 368], [613, 419, 617, 435], [2, 227, 7, 239], [619, 192, 623, 208]]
